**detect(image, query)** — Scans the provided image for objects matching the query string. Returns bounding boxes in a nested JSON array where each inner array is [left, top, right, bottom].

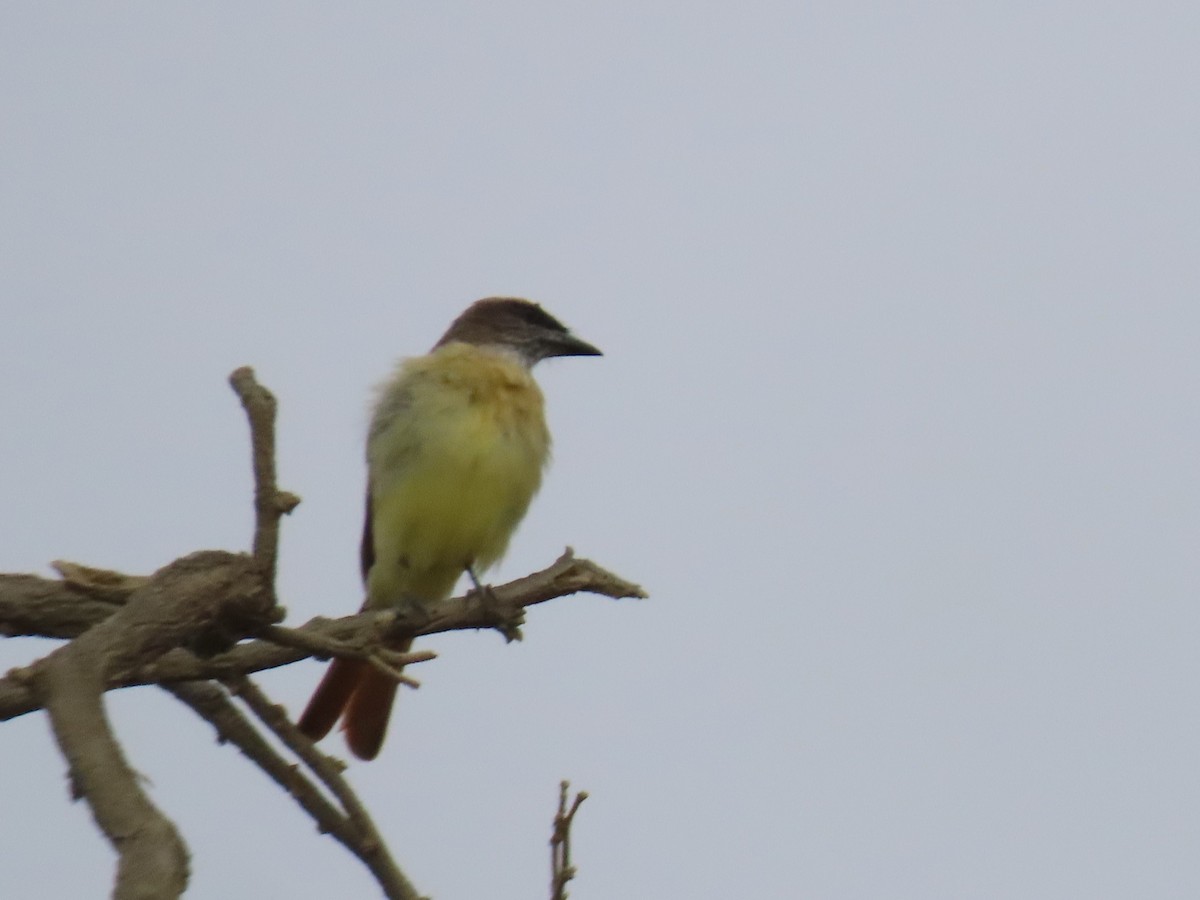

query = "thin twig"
[[261, 623, 434, 675], [364, 652, 424, 689], [226, 676, 424, 900], [165, 682, 351, 836], [229, 366, 301, 578], [258, 623, 429, 687], [550, 780, 588, 900], [168, 680, 433, 900]]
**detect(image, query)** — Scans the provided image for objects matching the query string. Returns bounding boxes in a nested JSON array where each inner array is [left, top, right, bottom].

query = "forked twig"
[[550, 780, 589, 900]]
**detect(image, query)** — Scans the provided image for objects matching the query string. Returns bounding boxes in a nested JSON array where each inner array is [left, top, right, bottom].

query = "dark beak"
[[548, 332, 603, 358]]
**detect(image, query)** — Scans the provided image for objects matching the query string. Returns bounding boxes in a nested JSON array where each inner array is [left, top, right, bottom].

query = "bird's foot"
[[466, 565, 525, 643]]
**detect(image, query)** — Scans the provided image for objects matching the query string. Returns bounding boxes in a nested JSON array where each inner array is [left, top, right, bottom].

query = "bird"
[[297, 297, 601, 759]]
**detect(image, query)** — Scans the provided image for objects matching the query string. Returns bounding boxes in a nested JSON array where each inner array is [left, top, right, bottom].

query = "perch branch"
[[260, 623, 433, 688], [0, 551, 644, 721]]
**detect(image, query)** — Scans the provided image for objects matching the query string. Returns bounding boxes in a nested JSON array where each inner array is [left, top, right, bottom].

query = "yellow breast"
[[365, 343, 551, 607]]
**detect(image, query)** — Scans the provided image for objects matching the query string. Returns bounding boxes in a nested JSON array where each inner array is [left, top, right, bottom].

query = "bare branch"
[[167, 680, 430, 898], [1, 551, 274, 715], [261, 624, 435, 672], [51, 560, 149, 601], [550, 780, 589, 900], [165, 681, 346, 826], [23, 555, 264, 898], [424, 548, 646, 639], [225, 677, 425, 900], [0, 551, 644, 721], [229, 366, 301, 577], [41, 652, 191, 899], [0, 573, 123, 638]]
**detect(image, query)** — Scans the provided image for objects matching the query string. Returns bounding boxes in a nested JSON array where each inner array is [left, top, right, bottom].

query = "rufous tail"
[[342, 666, 399, 760], [296, 640, 411, 760], [297, 657, 365, 743]]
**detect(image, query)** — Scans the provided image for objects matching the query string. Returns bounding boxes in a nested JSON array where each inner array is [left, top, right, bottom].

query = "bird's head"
[[436, 297, 602, 366]]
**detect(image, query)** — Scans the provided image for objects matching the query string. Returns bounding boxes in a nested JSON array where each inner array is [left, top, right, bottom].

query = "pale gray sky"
[[3, 3, 1199, 898]]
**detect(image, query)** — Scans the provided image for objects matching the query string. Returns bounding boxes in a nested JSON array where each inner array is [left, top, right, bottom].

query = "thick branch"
[[23, 554, 267, 898], [0, 550, 644, 720], [0, 573, 123, 638], [41, 651, 191, 899]]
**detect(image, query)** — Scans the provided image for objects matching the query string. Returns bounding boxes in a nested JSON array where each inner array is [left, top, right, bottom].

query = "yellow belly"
[[364, 344, 551, 607]]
